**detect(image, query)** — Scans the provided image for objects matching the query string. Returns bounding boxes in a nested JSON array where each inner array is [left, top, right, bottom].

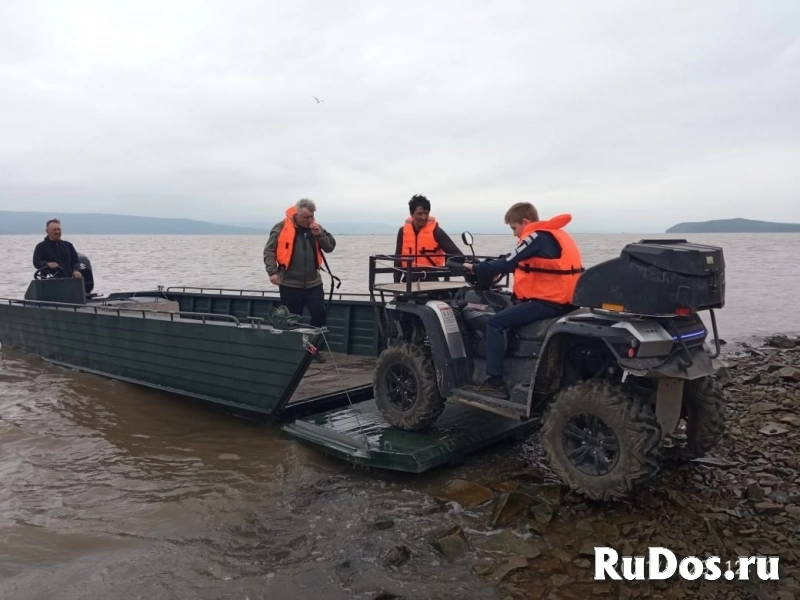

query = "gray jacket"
[[263, 219, 336, 289]]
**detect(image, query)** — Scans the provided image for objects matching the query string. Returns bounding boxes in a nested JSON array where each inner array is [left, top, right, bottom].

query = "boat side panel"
[[164, 292, 384, 357], [0, 304, 318, 415]]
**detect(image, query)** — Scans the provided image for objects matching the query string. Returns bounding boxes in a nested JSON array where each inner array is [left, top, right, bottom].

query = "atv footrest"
[[449, 388, 528, 421]]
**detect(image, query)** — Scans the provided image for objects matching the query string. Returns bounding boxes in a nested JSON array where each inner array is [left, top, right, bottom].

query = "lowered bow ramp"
[[281, 401, 541, 473]]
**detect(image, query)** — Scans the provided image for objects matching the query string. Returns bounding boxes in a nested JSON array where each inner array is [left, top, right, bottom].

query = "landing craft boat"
[[0, 256, 538, 473], [0, 234, 727, 494]]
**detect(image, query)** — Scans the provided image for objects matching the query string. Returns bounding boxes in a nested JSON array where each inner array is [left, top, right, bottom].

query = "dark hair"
[[408, 194, 430, 214], [46, 219, 61, 228]]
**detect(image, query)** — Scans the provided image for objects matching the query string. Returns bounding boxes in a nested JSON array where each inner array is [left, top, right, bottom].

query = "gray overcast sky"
[[1, 1, 799, 232]]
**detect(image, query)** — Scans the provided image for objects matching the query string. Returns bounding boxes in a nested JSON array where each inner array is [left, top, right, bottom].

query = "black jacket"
[[33, 237, 80, 275]]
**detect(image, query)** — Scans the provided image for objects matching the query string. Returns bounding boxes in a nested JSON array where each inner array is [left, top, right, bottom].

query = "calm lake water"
[[0, 232, 798, 599], [2, 232, 798, 341]]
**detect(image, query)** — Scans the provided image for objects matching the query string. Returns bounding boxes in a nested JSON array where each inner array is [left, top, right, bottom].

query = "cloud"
[[1, 0, 799, 232]]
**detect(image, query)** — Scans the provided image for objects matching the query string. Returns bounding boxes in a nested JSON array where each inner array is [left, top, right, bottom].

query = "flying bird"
[[313, 96, 325, 103]]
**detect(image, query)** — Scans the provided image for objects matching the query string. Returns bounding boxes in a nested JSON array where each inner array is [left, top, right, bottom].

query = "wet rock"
[[777, 366, 800, 381], [766, 335, 796, 349], [579, 541, 601, 556], [490, 492, 535, 527], [592, 522, 621, 540], [592, 583, 615, 596], [531, 554, 562, 574], [505, 469, 547, 484], [754, 501, 784, 515], [374, 520, 394, 531], [490, 555, 529, 582], [471, 561, 494, 577], [747, 484, 767, 500], [548, 574, 575, 588], [474, 529, 542, 559], [432, 526, 470, 561], [750, 402, 782, 414], [759, 423, 790, 436], [384, 545, 411, 567], [528, 498, 556, 524], [435, 479, 494, 508], [528, 483, 564, 507], [487, 480, 519, 493], [573, 558, 592, 569], [781, 415, 800, 427]]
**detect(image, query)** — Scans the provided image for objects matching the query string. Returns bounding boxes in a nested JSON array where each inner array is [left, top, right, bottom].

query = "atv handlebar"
[[445, 255, 471, 275]]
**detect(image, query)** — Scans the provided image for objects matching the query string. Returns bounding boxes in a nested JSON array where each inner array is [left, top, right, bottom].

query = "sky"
[[1, 0, 799, 233]]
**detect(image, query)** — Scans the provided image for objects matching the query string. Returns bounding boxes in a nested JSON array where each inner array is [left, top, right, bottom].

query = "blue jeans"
[[485, 299, 571, 379]]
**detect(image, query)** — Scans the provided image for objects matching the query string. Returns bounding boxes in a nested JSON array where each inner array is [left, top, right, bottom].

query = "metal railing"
[[2, 297, 242, 326], [164, 286, 377, 302]]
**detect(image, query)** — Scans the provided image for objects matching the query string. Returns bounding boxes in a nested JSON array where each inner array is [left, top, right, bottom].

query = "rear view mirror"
[[461, 231, 475, 258]]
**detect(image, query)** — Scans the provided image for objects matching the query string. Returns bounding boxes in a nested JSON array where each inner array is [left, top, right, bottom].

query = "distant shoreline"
[[667, 218, 800, 233]]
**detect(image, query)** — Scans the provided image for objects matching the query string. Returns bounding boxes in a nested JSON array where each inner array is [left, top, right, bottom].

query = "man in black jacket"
[[393, 194, 463, 283], [32, 219, 83, 279]]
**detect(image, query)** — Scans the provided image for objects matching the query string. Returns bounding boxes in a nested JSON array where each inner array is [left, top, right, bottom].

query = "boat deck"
[[290, 352, 376, 403]]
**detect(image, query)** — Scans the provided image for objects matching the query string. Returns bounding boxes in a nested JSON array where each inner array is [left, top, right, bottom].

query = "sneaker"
[[312, 351, 326, 363]]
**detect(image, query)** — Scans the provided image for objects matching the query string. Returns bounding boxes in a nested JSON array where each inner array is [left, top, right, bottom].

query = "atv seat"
[[513, 316, 564, 341]]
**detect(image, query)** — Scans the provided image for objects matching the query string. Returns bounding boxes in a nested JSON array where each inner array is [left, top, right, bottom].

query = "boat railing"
[[2, 297, 248, 326], [164, 286, 377, 302]]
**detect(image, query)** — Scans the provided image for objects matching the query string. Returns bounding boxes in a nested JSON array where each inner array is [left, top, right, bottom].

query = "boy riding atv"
[[462, 202, 584, 399]]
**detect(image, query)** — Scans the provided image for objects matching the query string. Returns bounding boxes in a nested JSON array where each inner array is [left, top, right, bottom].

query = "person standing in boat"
[[393, 194, 463, 283], [263, 199, 336, 361], [32, 219, 83, 279]]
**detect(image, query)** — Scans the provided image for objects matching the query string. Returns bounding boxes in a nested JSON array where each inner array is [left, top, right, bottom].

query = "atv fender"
[[384, 301, 470, 395], [617, 346, 715, 380]]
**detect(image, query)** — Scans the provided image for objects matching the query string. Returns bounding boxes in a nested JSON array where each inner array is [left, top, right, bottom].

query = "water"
[[0, 233, 798, 598], [3, 232, 799, 340]]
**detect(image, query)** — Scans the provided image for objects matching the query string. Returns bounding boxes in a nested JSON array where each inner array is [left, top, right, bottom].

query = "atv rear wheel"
[[373, 341, 446, 431], [672, 376, 726, 460], [540, 379, 663, 501]]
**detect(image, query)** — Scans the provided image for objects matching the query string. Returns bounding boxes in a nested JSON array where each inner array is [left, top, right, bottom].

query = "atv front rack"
[[368, 253, 509, 302]]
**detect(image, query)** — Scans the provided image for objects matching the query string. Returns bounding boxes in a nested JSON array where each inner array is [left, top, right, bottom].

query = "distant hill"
[[667, 218, 800, 233], [0, 211, 264, 235]]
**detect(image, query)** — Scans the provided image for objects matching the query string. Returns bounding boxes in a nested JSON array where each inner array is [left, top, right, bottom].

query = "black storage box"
[[572, 239, 725, 315], [24, 277, 87, 305]]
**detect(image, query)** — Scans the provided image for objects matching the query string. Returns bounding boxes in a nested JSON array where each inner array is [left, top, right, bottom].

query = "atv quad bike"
[[368, 235, 727, 500]]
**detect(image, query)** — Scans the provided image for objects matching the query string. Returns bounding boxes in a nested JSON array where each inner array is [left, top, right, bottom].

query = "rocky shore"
[[382, 335, 800, 600]]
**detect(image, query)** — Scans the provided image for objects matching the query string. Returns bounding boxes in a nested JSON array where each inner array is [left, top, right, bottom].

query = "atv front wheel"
[[373, 341, 446, 431], [540, 379, 663, 501], [672, 376, 726, 460]]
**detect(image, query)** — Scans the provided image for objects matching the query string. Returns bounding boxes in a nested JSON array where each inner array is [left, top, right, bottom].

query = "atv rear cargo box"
[[572, 239, 725, 315]]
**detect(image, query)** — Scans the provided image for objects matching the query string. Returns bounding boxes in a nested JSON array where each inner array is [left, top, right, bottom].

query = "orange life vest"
[[513, 214, 584, 304], [276, 205, 323, 270], [401, 216, 445, 268]]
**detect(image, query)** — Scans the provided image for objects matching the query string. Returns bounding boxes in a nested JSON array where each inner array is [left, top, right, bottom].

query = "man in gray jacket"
[[263, 199, 336, 359]]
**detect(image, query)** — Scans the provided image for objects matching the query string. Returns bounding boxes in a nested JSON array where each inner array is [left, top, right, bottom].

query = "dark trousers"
[[279, 284, 326, 327], [485, 299, 571, 379]]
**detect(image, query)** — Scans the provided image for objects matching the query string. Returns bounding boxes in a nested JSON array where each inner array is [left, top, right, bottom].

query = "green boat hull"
[[0, 298, 321, 417], [1, 282, 538, 473]]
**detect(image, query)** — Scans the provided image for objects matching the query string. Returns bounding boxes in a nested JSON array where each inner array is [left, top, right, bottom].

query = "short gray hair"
[[296, 198, 317, 213]]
